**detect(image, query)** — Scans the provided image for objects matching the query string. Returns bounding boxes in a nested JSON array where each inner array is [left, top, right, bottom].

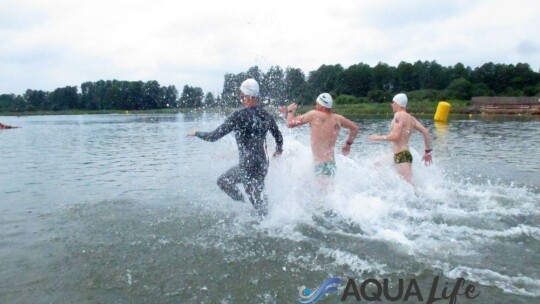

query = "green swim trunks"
[[394, 150, 413, 164], [315, 161, 336, 176]]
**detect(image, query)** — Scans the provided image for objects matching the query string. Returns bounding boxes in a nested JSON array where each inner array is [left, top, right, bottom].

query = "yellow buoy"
[[434, 101, 451, 122]]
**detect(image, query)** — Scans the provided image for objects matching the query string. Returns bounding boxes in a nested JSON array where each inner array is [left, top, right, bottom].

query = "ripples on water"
[[0, 113, 539, 303]]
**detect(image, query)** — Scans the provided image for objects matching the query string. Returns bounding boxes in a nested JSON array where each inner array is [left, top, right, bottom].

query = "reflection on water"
[[0, 113, 539, 303]]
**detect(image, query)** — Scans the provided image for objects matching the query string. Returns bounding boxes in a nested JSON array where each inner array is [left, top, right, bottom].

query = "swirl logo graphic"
[[297, 277, 341, 303]]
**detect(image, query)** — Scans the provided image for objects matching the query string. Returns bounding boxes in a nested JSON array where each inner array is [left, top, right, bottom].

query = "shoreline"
[[1, 103, 539, 120]]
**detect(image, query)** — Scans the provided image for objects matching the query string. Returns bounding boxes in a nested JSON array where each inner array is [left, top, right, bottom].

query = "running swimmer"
[[286, 93, 359, 186], [187, 79, 283, 217], [368, 93, 432, 185]]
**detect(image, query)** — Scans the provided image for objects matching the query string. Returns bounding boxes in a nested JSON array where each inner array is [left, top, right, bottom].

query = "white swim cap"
[[393, 93, 408, 108], [316, 93, 333, 109], [240, 78, 259, 97]]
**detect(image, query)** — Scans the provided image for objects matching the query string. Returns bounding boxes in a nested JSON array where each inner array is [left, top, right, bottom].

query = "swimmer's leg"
[[244, 177, 268, 217], [217, 165, 245, 202], [395, 163, 414, 185]]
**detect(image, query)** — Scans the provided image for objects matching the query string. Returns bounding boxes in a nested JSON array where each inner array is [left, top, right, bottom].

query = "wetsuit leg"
[[244, 177, 268, 216], [217, 165, 245, 202], [243, 165, 269, 216]]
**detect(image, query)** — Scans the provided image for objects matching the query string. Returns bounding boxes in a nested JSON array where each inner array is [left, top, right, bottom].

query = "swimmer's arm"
[[339, 116, 360, 155], [269, 117, 283, 155], [286, 103, 315, 128], [188, 113, 237, 142], [369, 115, 401, 142], [413, 118, 432, 151], [340, 116, 360, 141], [413, 118, 433, 165]]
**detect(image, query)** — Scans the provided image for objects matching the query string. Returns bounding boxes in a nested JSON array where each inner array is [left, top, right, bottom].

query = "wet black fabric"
[[195, 105, 283, 215], [217, 165, 268, 215]]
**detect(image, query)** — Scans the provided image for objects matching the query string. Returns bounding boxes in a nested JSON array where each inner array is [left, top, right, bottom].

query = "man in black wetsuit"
[[187, 79, 283, 217]]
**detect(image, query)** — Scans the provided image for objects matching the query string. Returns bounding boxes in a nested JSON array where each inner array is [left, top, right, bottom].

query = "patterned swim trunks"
[[394, 150, 413, 164], [314, 161, 336, 176]]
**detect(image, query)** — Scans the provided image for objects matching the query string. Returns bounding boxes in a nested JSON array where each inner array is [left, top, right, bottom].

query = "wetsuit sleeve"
[[269, 117, 283, 153], [195, 113, 237, 142]]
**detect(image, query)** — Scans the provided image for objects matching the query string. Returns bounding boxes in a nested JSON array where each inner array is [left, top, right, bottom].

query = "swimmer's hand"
[[272, 151, 282, 158], [187, 130, 197, 137], [342, 144, 351, 156], [422, 152, 432, 166], [287, 103, 298, 112]]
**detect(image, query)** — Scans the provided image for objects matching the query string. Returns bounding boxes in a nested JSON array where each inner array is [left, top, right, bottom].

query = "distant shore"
[[1, 100, 538, 119]]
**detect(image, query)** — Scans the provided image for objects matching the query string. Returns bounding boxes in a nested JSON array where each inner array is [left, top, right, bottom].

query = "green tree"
[[24, 89, 48, 111], [306, 64, 344, 98], [261, 65, 285, 105], [446, 77, 473, 99], [511, 63, 538, 94], [424, 61, 448, 90], [0, 94, 18, 112], [372, 62, 396, 91], [396, 61, 416, 92], [81, 81, 99, 110], [117, 81, 133, 110], [246, 66, 263, 83], [221, 73, 244, 107], [107, 83, 122, 109], [471, 62, 507, 94], [95, 80, 110, 110], [502, 87, 523, 96], [471, 83, 494, 97], [127, 81, 144, 110], [143, 80, 163, 109], [49, 86, 79, 110], [408, 61, 424, 90], [204, 92, 216, 107], [163, 85, 178, 108], [284, 67, 307, 103], [13, 95, 27, 112], [340, 62, 373, 96], [179, 85, 204, 108], [524, 84, 540, 96], [449, 62, 471, 81]]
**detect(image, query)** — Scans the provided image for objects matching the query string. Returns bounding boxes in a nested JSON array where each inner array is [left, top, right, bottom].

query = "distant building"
[[471, 97, 540, 114]]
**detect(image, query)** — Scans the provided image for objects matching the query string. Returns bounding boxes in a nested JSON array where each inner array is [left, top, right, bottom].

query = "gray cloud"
[[343, 0, 471, 29], [516, 40, 539, 55], [0, 2, 45, 30], [1, 0, 539, 95]]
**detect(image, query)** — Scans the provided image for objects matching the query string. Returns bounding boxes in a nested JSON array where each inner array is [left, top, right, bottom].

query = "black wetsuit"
[[195, 105, 283, 216]]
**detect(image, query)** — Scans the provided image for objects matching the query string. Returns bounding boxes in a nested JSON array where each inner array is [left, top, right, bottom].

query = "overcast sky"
[[1, 0, 539, 95]]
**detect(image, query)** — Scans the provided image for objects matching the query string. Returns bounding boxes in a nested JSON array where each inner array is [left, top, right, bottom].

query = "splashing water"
[[0, 114, 538, 303], [260, 117, 540, 299]]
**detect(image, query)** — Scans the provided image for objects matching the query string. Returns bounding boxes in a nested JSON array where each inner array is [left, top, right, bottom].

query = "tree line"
[[1, 61, 539, 112]]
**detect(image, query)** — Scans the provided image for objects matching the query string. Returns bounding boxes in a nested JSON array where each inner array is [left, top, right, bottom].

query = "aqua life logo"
[[297, 277, 342, 303]]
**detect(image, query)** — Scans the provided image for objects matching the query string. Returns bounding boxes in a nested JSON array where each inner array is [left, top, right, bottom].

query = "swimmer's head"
[[316, 93, 333, 109], [392, 93, 408, 108], [240, 78, 259, 97]]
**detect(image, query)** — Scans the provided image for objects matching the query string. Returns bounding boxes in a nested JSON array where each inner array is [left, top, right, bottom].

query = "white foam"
[[317, 247, 388, 275], [200, 123, 540, 297], [445, 265, 540, 297]]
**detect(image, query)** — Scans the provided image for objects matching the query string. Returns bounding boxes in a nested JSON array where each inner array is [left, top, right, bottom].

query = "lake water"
[[1, 113, 539, 303]]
